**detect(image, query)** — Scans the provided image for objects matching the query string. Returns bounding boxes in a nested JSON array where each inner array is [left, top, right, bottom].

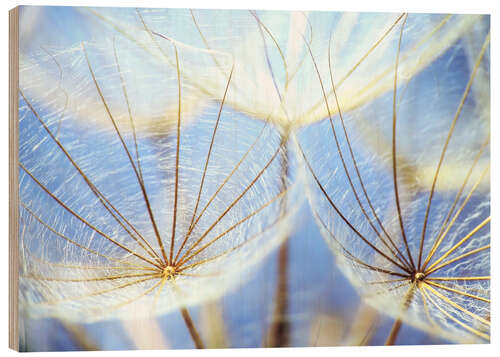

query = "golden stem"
[[385, 318, 403, 346], [385, 283, 415, 345], [265, 133, 290, 347], [180, 307, 205, 349]]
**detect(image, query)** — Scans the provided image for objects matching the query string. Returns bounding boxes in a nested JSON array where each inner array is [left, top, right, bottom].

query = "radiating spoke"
[[390, 14, 416, 270], [27, 259, 154, 272], [422, 138, 489, 270], [421, 284, 489, 340], [168, 37, 182, 265], [250, 10, 288, 102], [176, 139, 285, 266], [175, 66, 234, 263], [20, 237, 155, 272], [426, 217, 490, 272], [418, 284, 438, 329], [39, 46, 69, 138], [20, 164, 162, 269], [189, 9, 225, 71], [426, 245, 490, 276], [302, 13, 405, 120], [175, 120, 270, 264], [23, 272, 159, 283], [370, 281, 414, 304], [21, 202, 153, 270], [300, 143, 411, 274], [327, 32, 413, 271], [312, 208, 408, 278], [177, 271, 221, 278], [425, 281, 490, 303], [112, 36, 144, 180], [304, 26, 414, 271], [38, 275, 161, 305], [83, 42, 168, 265], [152, 277, 169, 312], [177, 208, 287, 273], [82, 43, 166, 258], [426, 276, 490, 281], [349, 15, 453, 108], [423, 164, 489, 270], [417, 32, 490, 269], [20, 88, 162, 264], [97, 278, 165, 314], [424, 283, 490, 326], [368, 278, 408, 285], [177, 184, 289, 267]]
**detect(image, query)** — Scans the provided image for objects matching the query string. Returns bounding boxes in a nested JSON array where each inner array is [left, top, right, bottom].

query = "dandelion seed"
[[297, 13, 490, 343], [18, 10, 301, 344]]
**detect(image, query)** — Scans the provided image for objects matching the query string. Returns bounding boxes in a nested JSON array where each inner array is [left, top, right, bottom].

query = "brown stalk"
[[385, 284, 415, 345], [60, 321, 99, 351], [265, 133, 291, 347], [180, 307, 205, 349]]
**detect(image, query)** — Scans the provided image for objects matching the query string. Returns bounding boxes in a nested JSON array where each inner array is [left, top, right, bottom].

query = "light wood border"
[[9, 6, 19, 351]]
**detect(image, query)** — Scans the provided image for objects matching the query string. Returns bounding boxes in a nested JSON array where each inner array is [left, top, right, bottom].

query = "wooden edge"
[[9, 5, 20, 352]]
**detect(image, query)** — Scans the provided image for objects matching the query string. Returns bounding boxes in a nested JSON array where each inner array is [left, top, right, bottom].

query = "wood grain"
[[9, 5, 19, 351]]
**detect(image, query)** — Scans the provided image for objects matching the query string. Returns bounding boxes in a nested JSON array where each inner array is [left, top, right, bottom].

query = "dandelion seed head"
[[412, 272, 425, 283], [162, 266, 177, 280], [297, 13, 490, 343], [18, 9, 302, 322]]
